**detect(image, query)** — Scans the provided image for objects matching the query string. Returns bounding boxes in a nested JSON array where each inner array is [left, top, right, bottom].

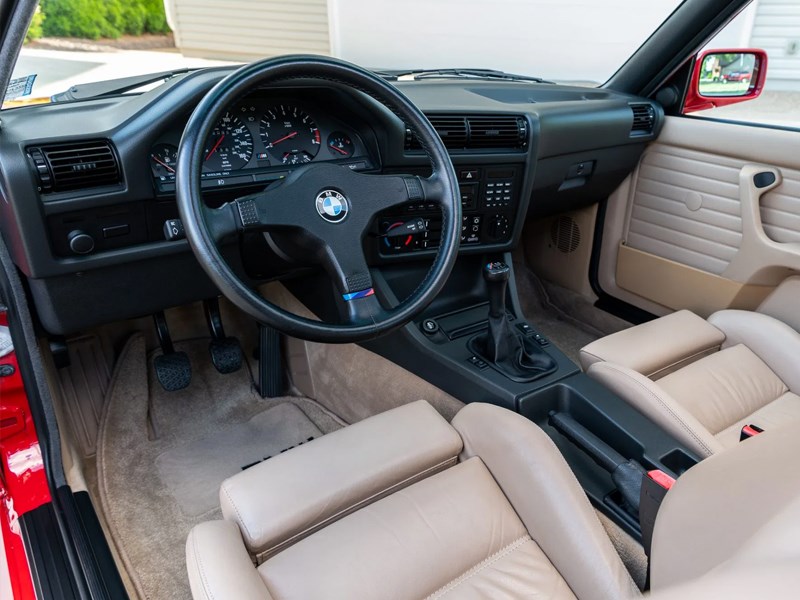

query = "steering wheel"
[[176, 56, 461, 343]]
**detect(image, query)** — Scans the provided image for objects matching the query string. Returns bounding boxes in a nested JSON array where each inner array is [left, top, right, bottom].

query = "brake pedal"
[[153, 312, 192, 391], [204, 298, 242, 374]]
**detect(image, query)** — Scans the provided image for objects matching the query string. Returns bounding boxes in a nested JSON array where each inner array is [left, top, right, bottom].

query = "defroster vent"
[[28, 140, 121, 193]]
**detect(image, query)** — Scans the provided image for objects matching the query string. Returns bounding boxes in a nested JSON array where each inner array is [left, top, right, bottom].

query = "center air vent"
[[630, 103, 656, 136], [28, 140, 121, 193], [405, 114, 527, 151]]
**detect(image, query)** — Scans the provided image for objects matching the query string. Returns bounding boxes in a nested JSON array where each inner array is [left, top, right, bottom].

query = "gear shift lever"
[[485, 261, 510, 319], [468, 261, 557, 382]]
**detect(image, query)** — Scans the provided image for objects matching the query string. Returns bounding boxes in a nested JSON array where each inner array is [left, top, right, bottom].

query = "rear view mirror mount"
[[683, 49, 768, 114]]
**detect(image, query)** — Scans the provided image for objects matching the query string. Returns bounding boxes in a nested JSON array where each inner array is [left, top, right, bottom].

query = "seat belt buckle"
[[646, 469, 676, 490], [639, 469, 676, 556], [740, 424, 764, 441]]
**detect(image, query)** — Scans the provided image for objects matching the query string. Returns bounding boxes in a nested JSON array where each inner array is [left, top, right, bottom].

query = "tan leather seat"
[[647, 421, 800, 599], [186, 400, 800, 599], [580, 279, 800, 458], [186, 400, 639, 600]]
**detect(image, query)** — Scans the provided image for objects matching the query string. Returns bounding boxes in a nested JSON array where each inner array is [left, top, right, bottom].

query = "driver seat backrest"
[[186, 400, 639, 600], [579, 278, 800, 457]]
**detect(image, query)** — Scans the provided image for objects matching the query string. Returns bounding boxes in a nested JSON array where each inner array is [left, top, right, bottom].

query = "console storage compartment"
[[520, 373, 701, 540]]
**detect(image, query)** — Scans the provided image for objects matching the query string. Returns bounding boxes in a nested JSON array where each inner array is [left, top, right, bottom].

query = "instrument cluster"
[[148, 95, 368, 193]]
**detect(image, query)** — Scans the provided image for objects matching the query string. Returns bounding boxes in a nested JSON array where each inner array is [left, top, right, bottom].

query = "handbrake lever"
[[548, 411, 646, 514]]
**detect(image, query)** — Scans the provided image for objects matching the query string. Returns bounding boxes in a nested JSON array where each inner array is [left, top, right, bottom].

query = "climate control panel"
[[377, 165, 520, 255]]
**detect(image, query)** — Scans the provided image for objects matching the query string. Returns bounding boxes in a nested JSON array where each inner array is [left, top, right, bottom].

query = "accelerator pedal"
[[257, 323, 283, 398], [153, 312, 192, 391], [204, 298, 243, 374]]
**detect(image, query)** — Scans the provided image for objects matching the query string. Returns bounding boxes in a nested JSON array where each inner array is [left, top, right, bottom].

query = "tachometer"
[[203, 112, 254, 172], [260, 105, 321, 165]]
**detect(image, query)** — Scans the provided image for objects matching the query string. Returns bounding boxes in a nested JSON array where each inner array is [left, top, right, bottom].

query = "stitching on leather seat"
[[190, 530, 215, 600], [221, 483, 255, 543], [425, 535, 532, 599], [601, 363, 715, 456], [647, 345, 721, 380], [258, 456, 459, 562]]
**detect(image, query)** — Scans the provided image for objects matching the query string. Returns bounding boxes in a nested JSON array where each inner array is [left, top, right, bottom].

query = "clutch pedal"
[[204, 298, 243, 374], [153, 312, 192, 391]]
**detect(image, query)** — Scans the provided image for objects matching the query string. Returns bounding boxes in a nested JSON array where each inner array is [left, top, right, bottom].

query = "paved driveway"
[[12, 46, 233, 98]]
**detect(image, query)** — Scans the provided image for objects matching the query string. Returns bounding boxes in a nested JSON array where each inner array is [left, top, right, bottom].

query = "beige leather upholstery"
[[220, 400, 463, 559], [582, 307, 800, 457], [756, 275, 800, 333], [580, 310, 724, 378], [452, 403, 637, 600], [187, 401, 637, 600], [650, 422, 800, 595]]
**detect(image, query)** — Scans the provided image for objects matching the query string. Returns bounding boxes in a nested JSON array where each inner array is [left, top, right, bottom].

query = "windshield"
[[7, 0, 683, 106]]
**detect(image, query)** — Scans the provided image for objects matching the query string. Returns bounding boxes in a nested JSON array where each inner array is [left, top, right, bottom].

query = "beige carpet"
[[513, 258, 632, 365], [97, 333, 344, 600]]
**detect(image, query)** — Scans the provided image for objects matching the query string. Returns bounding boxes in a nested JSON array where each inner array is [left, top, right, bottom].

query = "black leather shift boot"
[[468, 314, 557, 382]]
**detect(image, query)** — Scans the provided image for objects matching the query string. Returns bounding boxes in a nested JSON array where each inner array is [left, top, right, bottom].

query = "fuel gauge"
[[150, 143, 178, 180], [327, 132, 354, 158]]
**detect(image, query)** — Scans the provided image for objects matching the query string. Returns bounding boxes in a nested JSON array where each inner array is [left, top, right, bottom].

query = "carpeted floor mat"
[[514, 258, 632, 365], [97, 333, 344, 600]]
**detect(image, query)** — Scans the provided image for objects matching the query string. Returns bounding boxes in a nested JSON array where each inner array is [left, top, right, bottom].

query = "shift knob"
[[484, 261, 510, 318]]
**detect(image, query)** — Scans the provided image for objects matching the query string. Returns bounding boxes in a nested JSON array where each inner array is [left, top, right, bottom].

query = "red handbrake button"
[[647, 469, 676, 490]]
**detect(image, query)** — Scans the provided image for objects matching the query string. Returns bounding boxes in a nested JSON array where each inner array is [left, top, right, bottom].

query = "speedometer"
[[260, 105, 321, 165], [203, 112, 254, 172]]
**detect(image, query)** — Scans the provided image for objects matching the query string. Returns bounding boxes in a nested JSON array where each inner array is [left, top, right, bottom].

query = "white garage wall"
[[328, 0, 682, 84], [165, 0, 331, 61], [750, 0, 800, 89]]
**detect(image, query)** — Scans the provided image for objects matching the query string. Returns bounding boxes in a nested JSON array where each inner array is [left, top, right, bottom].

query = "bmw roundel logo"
[[315, 189, 349, 223]]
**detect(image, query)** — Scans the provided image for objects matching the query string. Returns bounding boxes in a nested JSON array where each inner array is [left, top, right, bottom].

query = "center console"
[[338, 253, 703, 543]]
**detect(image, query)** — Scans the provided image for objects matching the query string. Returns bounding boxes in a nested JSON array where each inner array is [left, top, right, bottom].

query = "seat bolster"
[[651, 422, 800, 592], [186, 520, 272, 600], [579, 310, 724, 377], [757, 275, 800, 333], [220, 400, 463, 559], [587, 362, 723, 458], [451, 403, 641, 600], [708, 310, 800, 392]]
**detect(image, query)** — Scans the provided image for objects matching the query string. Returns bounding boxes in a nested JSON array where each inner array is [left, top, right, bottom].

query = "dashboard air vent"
[[29, 140, 121, 193], [467, 115, 527, 149], [630, 104, 656, 136], [405, 114, 527, 151]]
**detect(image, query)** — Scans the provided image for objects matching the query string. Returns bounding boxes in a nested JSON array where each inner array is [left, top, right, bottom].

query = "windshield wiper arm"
[[50, 68, 196, 102], [376, 68, 552, 83]]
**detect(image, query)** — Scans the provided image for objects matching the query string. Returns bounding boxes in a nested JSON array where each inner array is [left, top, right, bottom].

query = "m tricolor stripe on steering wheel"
[[342, 288, 375, 301]]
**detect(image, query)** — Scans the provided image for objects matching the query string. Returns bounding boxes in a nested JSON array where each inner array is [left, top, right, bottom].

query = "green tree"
[[40, 0, 170, 40]]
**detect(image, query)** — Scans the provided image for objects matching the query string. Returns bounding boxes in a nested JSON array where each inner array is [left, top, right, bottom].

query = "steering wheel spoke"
[[419, 172, 448, 207], [201, 202, 240, 242]]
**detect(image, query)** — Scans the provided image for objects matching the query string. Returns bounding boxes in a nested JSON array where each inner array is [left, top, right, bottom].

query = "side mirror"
[[683, 49, 767, 114]]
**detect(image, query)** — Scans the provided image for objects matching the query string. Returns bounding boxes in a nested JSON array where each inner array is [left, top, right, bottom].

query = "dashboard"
[[0, 68, 663, 334], [148, 90, 374, 196]]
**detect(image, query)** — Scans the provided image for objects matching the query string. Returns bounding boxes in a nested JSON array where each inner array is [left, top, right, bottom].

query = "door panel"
[[626, 145, 743, 275], [599, 116, 800, 317]]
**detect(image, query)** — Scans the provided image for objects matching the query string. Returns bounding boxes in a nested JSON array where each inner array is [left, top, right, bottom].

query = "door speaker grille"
[[550, 216, 581, 253]]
